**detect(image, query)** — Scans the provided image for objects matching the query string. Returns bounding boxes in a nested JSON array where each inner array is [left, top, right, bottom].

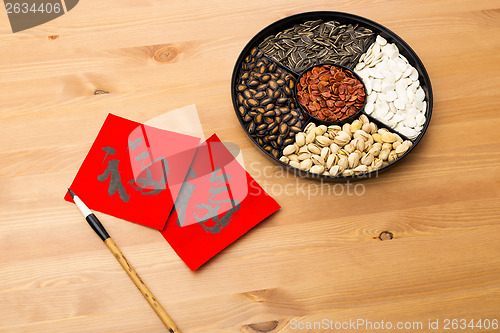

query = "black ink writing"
[[97, 151, 130, 202], [174, 167, 240, 234], [127, 138, 169, 195]]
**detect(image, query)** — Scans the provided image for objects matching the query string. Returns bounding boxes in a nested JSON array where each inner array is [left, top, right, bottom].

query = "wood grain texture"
[[1, 1, 499, 332]]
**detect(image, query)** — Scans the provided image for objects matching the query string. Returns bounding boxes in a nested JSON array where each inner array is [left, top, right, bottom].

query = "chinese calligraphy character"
[[97, 147, 130, 202], [97, 138, 170, 203], [127, 138, 169, 196], [175, 167, 241, 234]]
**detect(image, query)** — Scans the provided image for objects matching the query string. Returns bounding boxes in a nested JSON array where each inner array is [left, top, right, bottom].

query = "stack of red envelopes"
[[65, 114, 280, 270]]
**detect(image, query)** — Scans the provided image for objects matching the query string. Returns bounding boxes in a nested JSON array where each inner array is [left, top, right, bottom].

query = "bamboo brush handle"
[[104, 238, 182, 333]]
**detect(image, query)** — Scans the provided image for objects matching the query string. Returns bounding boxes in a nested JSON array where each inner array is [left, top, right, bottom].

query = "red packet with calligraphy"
[[65, 114, 201, 230], [161, 134, 280, 271]]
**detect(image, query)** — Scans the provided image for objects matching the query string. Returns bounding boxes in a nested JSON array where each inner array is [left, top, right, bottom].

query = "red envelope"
[[161, 134, 281, 271], [65, 114, 201, 230]]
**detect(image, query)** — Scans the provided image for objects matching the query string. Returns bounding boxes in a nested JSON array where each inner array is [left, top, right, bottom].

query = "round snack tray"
[[231, 11, 432, 180]]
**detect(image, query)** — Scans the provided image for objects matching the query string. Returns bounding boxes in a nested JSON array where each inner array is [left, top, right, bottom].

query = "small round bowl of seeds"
[[295, 63, 367, 125]]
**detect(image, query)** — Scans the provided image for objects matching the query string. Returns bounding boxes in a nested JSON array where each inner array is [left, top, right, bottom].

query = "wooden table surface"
[[1, 1, 499, 332]]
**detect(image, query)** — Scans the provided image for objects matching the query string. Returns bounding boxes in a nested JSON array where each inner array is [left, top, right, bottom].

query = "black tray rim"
[[231, 11, 433, 181]]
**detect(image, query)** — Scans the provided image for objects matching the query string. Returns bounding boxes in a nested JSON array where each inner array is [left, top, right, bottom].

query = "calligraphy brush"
[[67, 188, 182, 333]]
